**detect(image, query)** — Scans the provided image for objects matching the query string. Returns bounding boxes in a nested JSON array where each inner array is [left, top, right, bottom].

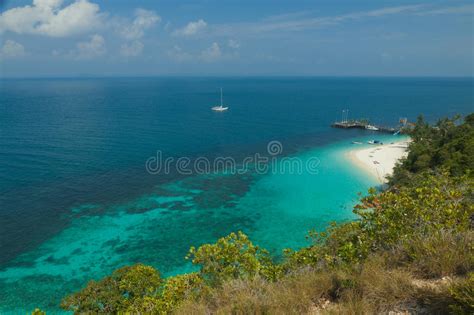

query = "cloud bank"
[[0, 0, 103, 37]]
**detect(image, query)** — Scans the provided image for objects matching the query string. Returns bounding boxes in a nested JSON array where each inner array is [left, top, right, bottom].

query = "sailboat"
[[211, 88, 229, 111]]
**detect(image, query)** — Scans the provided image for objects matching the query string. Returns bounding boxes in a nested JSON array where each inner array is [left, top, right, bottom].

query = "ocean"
[[0, 77, 472, 313]]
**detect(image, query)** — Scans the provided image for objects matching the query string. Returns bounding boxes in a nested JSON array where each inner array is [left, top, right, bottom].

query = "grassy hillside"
[[55, 114, 474, 314]]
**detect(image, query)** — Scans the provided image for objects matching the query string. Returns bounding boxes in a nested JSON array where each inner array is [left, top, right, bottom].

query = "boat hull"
[[211, 106, 228, 111]]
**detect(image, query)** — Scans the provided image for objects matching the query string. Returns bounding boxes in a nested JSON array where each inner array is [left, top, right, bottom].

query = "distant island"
[[46, 114, 473, 315]]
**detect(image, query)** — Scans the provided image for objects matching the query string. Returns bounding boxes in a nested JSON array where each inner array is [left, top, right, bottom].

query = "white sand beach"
[[347, 140, 410, 184]]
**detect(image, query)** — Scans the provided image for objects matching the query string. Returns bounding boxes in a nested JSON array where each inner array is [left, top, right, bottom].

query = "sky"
[[0, 0, 473, 77]]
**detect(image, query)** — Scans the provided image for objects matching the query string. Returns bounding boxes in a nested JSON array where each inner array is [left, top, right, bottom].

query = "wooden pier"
[[331, 111, 409, 134], [331, 121, 398, 134]]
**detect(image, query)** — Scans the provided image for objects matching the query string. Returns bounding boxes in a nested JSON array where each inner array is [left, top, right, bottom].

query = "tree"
[[61, 264, 162, 313], [187, 231, 281, 285], [390, 113, 474, 186]]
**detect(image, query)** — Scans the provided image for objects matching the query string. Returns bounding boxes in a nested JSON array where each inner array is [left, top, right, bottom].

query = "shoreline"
[[346, 139, 410, 184]]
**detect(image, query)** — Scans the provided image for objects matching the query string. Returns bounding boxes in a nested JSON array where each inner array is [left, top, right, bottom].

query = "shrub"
[[61, 264, 162, 313], [127, 273, 204, 314], [186, 231, 282, 285], [286, 172, 473, 270], [353, 172, 472, 252]]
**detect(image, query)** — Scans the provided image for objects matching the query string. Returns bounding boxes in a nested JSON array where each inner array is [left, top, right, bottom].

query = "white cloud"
[[173, 19, 207, 36], [208, 5, 425, 36], [227, 39, 240, 49], [0, 0, 103, 37], [117, 8, 159, 58], [416, 4, 474, 16], [200, 42, 221, 62], [120, 8, 160, 40], [1, 40, 25, 58], [120, 40, 144, 57], [167, 45, 193, 62], [73, 34, 106, 59], [361, 5, 423, 17], [207, 4, 473, 38]]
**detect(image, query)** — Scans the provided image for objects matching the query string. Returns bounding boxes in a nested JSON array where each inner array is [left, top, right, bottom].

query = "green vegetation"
[[390, 113, 474, 185], [186, 231, 283, 284], [58, 114, 473, 314], [60, 264, 162, 312]]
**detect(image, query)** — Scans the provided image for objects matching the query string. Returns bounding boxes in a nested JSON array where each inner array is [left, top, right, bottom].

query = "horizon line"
[[1, 74, 473, 80]]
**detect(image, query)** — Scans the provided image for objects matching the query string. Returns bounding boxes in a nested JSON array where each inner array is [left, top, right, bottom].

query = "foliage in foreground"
[[288, 171, 472, 268], [59, 114, 474, 314]]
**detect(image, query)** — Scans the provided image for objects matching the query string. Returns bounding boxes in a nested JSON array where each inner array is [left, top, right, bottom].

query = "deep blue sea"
[[0, 77, 472, 313]]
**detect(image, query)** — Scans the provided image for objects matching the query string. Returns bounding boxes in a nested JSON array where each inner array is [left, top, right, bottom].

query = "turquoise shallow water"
[[0, 77, 472, 312], [0, 134, 402, 313]]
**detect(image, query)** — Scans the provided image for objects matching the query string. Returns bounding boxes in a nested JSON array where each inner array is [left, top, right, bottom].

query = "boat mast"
[[220, 88, 223, 107]]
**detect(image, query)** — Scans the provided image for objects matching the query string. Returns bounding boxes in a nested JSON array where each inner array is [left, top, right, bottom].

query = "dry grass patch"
[[175, 269, 336, 314], [175, 258, 421, 315], [391, 229, 473, 278]]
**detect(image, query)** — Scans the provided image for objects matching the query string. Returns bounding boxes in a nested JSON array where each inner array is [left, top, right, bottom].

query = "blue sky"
[[0, 0, 473, 77]]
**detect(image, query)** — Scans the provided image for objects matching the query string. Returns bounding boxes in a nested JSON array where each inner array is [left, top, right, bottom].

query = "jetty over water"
[[331, 121, 397, 134], [330, 111, 409, 134]]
